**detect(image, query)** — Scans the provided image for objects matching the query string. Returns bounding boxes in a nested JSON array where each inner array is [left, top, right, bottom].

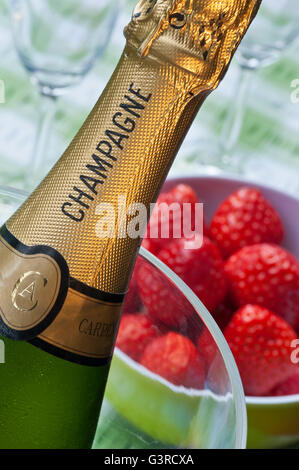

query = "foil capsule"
[[125, 0, 262, 94]]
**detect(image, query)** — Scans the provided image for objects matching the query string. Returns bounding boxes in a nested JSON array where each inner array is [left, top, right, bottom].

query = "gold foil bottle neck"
[[125, 0, 262, 94]]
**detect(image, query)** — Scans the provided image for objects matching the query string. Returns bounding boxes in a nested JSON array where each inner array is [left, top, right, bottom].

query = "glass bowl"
[[0, 185, 247, 449]]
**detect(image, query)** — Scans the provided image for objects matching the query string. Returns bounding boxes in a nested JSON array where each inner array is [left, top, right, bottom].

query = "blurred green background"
[[0, 0, 299, 192]]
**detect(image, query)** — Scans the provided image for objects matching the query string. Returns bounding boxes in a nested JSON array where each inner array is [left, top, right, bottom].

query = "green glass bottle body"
[[0, 339, 108, 448]]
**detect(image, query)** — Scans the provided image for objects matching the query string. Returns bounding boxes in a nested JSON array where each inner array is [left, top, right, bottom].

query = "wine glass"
[[189, 0, 299, 175], [220, 0, 299, 172], [94, 249, 247, 449], [7, 0, 119, 188]]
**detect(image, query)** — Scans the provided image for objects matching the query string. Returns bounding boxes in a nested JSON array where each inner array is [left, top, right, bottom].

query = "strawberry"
[[225, 243, 299, 332], [197, 328, 218, 369], [137, 257, 194, 328], [141, 331, 205, 389], [138, 236, 227, 328], [212, 298, 235, 331], [141, 237, 158, 256], [116, 313, 160, 361], [168, 184, 199, 205], [269, 370, 299, 396], [224, 305, 298, 396], [123, 260, 142, 313], [210, 187, 284, 258], [182, 311, 205, 344], [143, 184, 206, 253], [158, 235, 228, 313]]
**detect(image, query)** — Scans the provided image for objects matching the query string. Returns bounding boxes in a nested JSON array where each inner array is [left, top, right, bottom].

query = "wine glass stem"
[[27, 93, 57, 187], [221, 65, 254, 169]]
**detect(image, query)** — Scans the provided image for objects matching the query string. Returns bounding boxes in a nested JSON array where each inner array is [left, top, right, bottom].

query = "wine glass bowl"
[[238, 0, 299, 69], [7, 0, 119, 188], [9, 0, 118, 95], [217, 0, 299, 172], [97, 250, 247, 449]]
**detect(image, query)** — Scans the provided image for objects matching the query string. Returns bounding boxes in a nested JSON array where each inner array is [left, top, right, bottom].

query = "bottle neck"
[[8, 46, 207, 294]]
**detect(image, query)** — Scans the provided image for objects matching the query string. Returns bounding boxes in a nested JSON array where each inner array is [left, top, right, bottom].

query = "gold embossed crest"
[[0, 231, 66, 339]]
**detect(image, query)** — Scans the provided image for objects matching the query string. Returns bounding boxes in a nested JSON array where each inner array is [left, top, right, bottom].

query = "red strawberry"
[[197, 329, 218, 369], [168, 184, 199, 205], [137, 257, 194, 328], [210, 187, 284, 258], [141, 332, 205, 389], [123, 260, 142, 313], [269, 370, 299, 396], [225, 243, 299, 332], [144, 184, 205, 253], [224, 305, 298, 396], [168, 184, 207, 237], [158, 235, 227, 313], [212, 298, 235, 331], [116, 313, 160, 361], [182, 311, 205, 344], [141, 237, 158, 256]]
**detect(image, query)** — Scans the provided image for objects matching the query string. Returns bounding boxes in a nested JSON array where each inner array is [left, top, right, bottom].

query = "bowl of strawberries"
[[105, 175, 299, 449]]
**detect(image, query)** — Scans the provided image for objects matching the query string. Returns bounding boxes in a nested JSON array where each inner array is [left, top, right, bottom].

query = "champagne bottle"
[[0, 0, 261, 448]]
